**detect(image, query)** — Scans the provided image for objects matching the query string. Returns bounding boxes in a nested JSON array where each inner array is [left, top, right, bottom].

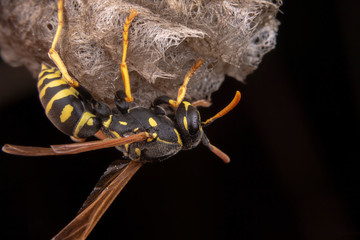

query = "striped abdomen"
[[37, 64, 101, 139]]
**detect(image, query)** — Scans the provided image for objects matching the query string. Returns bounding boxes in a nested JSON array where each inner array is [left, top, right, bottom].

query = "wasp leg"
[[150, 96, 174, 116], [120, 9, 138, 103], [171, 59, 203, 107], [192, 99, 212, 108], [152, 96, 174, 107], [114, 90, 130, 114], [70, 136, 87, 143], [48, 0, 80, 88]]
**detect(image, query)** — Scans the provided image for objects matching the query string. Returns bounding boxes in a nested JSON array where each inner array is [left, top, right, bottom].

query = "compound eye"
[[187, 107, 200, 135]]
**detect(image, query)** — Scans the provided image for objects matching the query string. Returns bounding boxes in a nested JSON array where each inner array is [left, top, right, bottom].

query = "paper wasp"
[[2, 1, 241, 239]]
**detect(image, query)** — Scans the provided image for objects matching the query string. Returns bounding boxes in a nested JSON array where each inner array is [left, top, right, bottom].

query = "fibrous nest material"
[[0, 0, 282, 107]]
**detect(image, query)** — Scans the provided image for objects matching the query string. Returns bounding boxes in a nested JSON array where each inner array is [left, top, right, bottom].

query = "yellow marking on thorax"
[[174, 128, 182, 145], [133, 127, 139, 132], [60, 104, 74, 123], [38, 70, 62, 89], [103, 115, 113, 128], [135, 148, 141, 156], [157, 138, 173, 144], [183, 116, 188, 131], [119, 121, 128, 125], [110, 131, 130, 154], [110, 131, 122, 139], [73, 112, 96, 138], [87, 118, 94, 126], [157, 129, 182, 146], [45, 88, 78, 115], [148, 117, 158, 127], [147, 132, 157, 142], [39, 79, 67, 99]]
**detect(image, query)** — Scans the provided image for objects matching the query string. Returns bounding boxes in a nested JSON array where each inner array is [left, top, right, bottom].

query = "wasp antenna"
[[201, 135, 230, 163], [202, 91, 241, 127], [208, 144, 230, 164], [172, 59, 203, 107]]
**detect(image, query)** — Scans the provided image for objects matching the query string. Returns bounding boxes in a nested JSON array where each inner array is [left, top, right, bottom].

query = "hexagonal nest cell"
[[0, 0, 282, 107]]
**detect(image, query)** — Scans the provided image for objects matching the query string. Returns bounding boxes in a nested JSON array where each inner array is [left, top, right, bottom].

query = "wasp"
[[2, 1, 241, 240]]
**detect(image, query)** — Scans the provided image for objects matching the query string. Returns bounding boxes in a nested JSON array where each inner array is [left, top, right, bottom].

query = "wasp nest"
[[0, 0, 281, 106]]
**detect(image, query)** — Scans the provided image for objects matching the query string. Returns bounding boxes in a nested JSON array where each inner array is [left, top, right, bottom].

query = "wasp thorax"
[[94, 101, 111, 120], [175, 101, 203, 150]]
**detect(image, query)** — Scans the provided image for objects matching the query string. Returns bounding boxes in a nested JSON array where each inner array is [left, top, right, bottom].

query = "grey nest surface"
[[0, 0, 282, 106]]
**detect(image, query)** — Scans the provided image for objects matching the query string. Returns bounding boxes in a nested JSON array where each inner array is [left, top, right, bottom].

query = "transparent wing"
[[78, 160, 131, 213], [51, 160, 143, 240]]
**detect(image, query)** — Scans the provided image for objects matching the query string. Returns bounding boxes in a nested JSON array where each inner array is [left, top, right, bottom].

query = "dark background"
[[1, 1, 360, 240]]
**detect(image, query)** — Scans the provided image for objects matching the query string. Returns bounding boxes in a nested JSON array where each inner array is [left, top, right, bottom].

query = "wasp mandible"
[[2, 1, 241, 239]]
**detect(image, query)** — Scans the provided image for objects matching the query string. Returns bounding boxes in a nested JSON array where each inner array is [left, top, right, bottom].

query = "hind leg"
[[120, 10, 138, 103], [48, 0, 80, 87]]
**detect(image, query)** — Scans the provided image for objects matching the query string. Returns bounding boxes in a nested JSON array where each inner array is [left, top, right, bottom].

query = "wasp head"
[[174, 101, 203, 150]]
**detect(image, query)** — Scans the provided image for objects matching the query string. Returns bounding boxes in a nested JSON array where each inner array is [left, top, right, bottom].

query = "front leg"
[[114, 90, 130, 114], [151, 95, 176, 116]]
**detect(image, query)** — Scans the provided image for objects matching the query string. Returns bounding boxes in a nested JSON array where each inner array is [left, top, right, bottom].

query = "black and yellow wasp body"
[[2, 2, 241, 239], [105, 106, 183, 161], [38, 64, 102, 139], [36, 64, 213, 163]]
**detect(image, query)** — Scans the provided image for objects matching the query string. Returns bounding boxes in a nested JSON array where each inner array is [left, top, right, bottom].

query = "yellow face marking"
[[73, 112, 96, 138], [103, 115, 113, 128], [38, 70, 61, 88], [45, 88, 78, 115], [39, 79, 67, 99], [135, 148, 141, 156], [119, 121, 128, 125], [60, 104, 74, 123], [133, 127, 139, 132], [183, 101, 192, 111], [148, 117, 158, 127], [183, 116, 188, 131]]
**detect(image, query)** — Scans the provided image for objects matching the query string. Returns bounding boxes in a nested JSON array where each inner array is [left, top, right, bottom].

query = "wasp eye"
[[187, 107, 200, 135]]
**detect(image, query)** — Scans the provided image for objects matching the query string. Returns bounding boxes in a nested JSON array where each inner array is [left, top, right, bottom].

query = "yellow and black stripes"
[[37, 64, 101, 139]]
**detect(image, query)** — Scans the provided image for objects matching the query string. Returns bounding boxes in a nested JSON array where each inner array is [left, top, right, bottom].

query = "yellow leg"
[[121, 9, 138, 103], [170, 59, 203, 107], [48, 0, 79, 88]]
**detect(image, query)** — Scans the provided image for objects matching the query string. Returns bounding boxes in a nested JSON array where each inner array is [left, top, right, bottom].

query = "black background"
[[1, 1, 360, 240]]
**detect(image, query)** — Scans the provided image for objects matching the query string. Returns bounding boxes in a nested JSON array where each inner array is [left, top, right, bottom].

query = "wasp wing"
[[51, 160, 143, 240], [2, 132, 148, 156], [78, 160, 131, 213]]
